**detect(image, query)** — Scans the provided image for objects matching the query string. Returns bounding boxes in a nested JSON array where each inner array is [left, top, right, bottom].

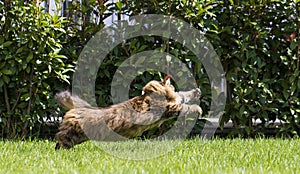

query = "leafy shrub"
[[0, 0, 299, 138], [75, 0, 299, 137], [207, 1, 299, 137], [0, 1, 74, 138]]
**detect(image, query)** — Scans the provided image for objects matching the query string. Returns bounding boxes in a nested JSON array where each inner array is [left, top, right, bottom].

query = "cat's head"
[[142, 76, 177, 102]]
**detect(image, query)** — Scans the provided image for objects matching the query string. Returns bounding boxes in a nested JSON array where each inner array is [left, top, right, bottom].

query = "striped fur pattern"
[[55, 80, 202, 149]]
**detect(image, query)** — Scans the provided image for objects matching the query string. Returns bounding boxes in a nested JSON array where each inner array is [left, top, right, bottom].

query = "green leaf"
[[2, 69, 13, 75], [53, 55, 67, 61], [16, 47, 24, 54], [290, 41, 297, 50], [26, 52, 33, 62], [283, 90, 289, 99], [1, 41, 13, 48], [21, 93, 30, 101], [137, 45, 148, 52], [2, 75, 10, 84], [135, 56, 146, 65], [239, 105, 245, 115], [116, 1, 123, 11]]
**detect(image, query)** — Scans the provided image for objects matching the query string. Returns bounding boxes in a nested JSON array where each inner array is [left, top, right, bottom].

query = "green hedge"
[[0, 1, 75, 138], [0, 0, 299, 138]]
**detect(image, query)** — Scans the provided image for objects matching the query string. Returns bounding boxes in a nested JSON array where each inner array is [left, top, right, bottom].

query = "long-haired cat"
[[55, 77, 202, 149]]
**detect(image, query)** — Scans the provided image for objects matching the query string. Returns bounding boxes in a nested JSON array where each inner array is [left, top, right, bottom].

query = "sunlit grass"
[[0, 138, 299, 173]]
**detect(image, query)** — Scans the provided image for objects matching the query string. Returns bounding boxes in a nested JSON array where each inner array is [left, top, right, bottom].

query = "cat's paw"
[[192, 88, 202, 99], [190, 104, 203, 116]]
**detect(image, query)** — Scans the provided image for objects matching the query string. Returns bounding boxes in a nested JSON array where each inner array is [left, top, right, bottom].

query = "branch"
[[3, 83, 10, 112], [297, 1, 300, 70], [21, 66, 34, 139], [3, 83, 11, 131]]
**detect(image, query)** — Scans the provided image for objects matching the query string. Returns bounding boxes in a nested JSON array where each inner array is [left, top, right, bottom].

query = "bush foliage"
[[0, 0, 299, 138], [0, 1, 74, 138]]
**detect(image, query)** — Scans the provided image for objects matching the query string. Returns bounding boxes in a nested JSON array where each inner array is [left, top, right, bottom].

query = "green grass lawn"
[[0, 138, 299, 174]]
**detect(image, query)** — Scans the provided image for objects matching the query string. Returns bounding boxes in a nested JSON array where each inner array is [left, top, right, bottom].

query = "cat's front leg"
[[185, 104, 203, 116], [167, 103, 203, 117]]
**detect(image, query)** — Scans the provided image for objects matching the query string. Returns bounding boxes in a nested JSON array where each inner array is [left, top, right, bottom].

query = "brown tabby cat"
[[55, 78, 202, 149]]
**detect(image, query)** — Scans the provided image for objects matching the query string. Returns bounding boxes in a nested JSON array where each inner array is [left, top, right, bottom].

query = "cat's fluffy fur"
[[55, 80, 202, 149]]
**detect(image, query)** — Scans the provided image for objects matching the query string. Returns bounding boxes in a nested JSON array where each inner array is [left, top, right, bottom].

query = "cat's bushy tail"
[[55, 91, 92, 110]]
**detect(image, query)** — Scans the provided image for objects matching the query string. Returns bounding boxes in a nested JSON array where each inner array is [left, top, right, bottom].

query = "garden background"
[[0, 0, 299, 139]]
